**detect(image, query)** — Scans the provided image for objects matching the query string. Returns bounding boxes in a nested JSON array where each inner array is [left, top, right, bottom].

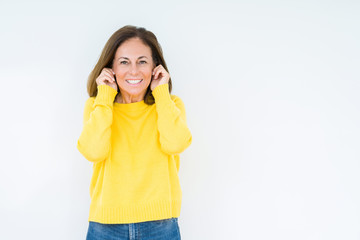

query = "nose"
[[129, 63, 139, 75]]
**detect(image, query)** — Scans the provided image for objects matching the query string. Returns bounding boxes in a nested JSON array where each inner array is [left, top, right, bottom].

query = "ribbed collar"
[[113, 100, 149, 112]]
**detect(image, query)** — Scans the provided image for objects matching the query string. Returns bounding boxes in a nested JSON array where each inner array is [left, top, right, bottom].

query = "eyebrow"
[[117, 56, 148, 61]]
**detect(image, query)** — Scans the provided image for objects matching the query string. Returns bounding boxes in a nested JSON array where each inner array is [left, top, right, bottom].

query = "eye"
[[139, 60, 147, 64], [120, 61, 128, 64]]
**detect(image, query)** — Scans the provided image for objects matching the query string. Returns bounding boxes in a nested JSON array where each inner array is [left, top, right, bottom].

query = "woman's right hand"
[[96, 68, 118, 92]]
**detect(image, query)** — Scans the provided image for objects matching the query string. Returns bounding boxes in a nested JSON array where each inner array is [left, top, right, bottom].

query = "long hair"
[[87, 25, 172, 105]]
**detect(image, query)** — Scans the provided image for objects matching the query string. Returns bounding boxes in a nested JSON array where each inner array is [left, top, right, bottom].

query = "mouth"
[[126, 79, 143, 85]]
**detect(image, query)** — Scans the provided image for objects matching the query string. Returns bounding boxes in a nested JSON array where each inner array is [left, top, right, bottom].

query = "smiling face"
[[112, 37, 155, 103]]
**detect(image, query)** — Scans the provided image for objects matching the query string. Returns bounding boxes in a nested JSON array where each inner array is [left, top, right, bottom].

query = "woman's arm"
[[77, 84, 117, 163], [152, 83, 193, 155]]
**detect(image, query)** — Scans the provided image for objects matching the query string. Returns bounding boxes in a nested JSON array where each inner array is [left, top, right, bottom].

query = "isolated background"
[[1, 0, 359, 239]]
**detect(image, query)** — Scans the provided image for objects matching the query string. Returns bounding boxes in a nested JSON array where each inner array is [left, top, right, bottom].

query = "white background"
[[1, 0, 359, 239]]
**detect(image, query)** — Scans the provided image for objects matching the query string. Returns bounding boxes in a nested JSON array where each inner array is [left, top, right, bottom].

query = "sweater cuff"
[[152, 83, 171, 102], [94, 84, 118, 105]]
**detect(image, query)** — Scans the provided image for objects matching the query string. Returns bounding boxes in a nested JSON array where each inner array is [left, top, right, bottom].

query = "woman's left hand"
[[150, 64, 170, 91]]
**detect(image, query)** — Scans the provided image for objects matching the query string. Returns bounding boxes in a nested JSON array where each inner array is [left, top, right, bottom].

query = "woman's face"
[[112, 37, 155, 102]]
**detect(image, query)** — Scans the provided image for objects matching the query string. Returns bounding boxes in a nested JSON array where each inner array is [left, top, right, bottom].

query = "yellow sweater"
[[76, 83, 192, 224]]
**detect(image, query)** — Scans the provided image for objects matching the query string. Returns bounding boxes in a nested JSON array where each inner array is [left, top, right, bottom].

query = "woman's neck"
[[115, 93, 145, 104]]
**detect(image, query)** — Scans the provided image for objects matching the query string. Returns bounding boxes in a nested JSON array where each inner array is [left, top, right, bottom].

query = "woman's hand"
[[150, 64, 170, 91], [96, 68, 118, 92]]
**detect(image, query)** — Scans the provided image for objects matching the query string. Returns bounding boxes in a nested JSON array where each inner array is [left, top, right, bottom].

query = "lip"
[[126, 79, 143, 85]]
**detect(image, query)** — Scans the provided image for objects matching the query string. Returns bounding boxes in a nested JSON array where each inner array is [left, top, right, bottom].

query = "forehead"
[[115, 38, 152, 58]]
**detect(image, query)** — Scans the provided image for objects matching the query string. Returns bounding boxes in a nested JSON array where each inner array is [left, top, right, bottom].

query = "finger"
[[152, 64, 163, 74], [104, 69, 115, 79], [154, 70, 161, 79], [152, 67, 157, 76], [157, 69, 167, 80], [105, 68, 115, 75], [101, 68, 114, 78], [104, 71, 115, 82]]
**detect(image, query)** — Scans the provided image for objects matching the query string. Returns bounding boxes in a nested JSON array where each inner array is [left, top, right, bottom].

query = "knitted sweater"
[[76, 83, 192, 224]]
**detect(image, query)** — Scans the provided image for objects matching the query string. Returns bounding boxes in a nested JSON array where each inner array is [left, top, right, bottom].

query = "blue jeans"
[[86, 217, 181, 240]]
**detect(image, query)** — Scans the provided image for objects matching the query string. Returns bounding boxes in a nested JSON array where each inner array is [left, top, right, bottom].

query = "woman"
[[77, 25, 192, 240]]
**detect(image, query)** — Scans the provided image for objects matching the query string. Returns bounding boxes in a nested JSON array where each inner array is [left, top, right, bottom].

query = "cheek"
[[143, 70, 153, 81], [147, 74, 153, 82], [115, 71, 127, 80]]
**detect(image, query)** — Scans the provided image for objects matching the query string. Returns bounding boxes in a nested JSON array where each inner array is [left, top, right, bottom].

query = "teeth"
[[126, 79, 142, 84]]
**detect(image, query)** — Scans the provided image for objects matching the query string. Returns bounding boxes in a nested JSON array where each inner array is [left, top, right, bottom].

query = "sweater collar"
[[113, 100, 149, 111]]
